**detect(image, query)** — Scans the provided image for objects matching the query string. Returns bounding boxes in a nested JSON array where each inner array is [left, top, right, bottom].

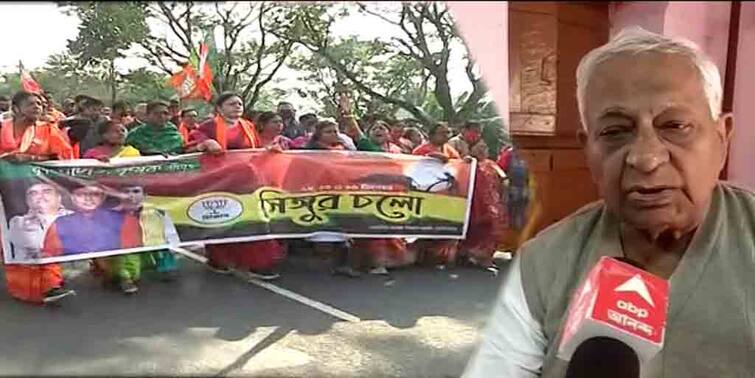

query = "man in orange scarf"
[[177, 108, 199, 145], [1, 91, 75, 304]]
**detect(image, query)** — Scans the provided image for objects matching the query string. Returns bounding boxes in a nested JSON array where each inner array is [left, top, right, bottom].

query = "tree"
[[272, 3, 487, 127], [60, 2, 150, 104], [288, 36, 428, 118], [137, 2, 297, 110]]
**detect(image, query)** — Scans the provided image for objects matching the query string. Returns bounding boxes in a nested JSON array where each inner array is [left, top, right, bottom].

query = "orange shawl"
[[178, 122, 190, 143], [0, 119, 73, 159], [214, 115, 259, 150]]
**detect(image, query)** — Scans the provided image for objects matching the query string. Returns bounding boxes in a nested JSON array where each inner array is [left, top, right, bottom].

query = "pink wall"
[[610, 2, 667, 35], [728, 3, 755, 189], [663, 2, 731, 79], [610, 1, 730, 81], [446, 1, 509, 128]]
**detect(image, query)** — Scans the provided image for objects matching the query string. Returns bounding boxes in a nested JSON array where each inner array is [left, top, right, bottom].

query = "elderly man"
[[8, 182, 72, 261], [278, 101, 304, 139], [464, 27, 755, 378]]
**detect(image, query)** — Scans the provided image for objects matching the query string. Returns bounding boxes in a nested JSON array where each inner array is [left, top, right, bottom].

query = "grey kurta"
[[518, 182, 755, 377]]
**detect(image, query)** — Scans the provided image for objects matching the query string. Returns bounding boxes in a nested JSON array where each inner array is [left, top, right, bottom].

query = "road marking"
[[247, 278, 362, 323], [172, 246, 361, 323], [170, 246, 208, 264]]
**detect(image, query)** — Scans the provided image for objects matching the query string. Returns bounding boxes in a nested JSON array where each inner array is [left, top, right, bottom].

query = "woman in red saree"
[[459, 140, 507, 273], [187, 92, 285, 281], [256, 111, 292, 150], [349, 121, 414, 274], [411, 122, 462, 268], [1, 91, 75, 304]]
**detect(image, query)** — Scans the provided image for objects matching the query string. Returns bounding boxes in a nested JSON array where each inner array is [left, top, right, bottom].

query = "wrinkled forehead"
[[583, 52, 711, 126], [27, 183, 57, 195]]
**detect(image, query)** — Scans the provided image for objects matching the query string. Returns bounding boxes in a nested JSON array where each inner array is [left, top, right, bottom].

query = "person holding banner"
[[256, 111, 292, 150], [82, 120, 143, 291], [412, 122, 462, 268], [303, 119, 362, 277], [177, 108, 199, 145], [350, 121, 414, 274], [0, 92, 76, 304], [1, 91, 75, 304], [188, 92, 284, 281], [123, 101, 185, 279], [459, 139, 506, 274], [83, 120, 141, 161], [412, 122, 461, 162]]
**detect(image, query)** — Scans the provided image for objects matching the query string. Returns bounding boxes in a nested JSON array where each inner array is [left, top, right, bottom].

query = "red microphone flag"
[[557, 256, 669, 365]]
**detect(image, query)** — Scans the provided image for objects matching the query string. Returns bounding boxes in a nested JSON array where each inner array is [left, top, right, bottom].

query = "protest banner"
[[0, 150, 475, 265]]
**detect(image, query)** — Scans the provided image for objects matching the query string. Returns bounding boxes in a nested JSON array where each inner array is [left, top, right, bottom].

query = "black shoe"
[[43, 287, 76, 304], [247, 270, 280, 281]]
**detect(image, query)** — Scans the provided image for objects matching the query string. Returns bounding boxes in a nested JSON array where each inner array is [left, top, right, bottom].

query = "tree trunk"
[[109, 60, 117, 105]]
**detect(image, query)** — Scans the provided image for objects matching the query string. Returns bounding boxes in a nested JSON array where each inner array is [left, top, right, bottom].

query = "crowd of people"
[[0, 90, 529, 306]]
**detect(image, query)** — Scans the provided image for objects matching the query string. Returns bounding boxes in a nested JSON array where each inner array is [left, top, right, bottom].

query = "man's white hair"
[[576, 26, 723, 130]]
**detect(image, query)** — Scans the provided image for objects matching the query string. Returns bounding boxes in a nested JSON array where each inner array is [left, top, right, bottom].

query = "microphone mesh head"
[[565, 337, 641, 378]]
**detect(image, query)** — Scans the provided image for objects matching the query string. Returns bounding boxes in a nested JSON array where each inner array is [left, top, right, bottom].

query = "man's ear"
[[717, 112, 734, 171], [720, 112, 734, 142]]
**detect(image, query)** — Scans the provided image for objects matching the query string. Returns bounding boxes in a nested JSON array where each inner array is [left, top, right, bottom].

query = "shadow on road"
[[0, 253, 507, 375]]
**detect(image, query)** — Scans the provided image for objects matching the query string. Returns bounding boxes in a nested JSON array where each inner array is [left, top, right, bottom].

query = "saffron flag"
[[19, 61, 41, 94], [0, 150, 475, 264], [169, 42, 214, 101]]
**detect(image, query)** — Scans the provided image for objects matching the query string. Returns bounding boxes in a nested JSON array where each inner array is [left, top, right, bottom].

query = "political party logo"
[[404, 159, 458, 193], [187, 194, 244, 225]]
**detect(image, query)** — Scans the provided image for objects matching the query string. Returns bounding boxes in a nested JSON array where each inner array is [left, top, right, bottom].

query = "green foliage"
[[59, 2, 150, 103], [64, 2, 149, 63]]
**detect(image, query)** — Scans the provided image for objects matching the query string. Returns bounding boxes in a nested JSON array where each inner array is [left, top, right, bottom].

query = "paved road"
[[0, 253, 507, 377]]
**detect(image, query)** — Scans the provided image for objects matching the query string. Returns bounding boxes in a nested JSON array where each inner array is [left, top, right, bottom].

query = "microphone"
[[557, 256, 669, 376], [565, 336, 640, 378]]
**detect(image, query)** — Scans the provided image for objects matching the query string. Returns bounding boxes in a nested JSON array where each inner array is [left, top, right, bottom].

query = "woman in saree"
[[411, 122, 462, 268], [459, 140, 507, 274], [302, 119, 366, 277], [256, 111, 292, 150], [187, 92, 284, 281], [348, 121, 414, 275], [83, 120, 142, 294], [1, 91, 76, 304]]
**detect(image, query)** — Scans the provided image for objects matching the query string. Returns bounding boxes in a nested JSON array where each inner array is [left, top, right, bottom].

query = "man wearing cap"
[[464, 27, 755, 377]]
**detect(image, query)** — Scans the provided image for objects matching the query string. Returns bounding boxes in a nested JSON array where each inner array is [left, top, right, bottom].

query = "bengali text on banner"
[[0, 150, 475, 265]]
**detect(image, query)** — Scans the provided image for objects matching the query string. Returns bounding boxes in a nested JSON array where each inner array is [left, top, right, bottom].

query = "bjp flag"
[[19, 61, 41, 94], [169, 42, 213, 101]]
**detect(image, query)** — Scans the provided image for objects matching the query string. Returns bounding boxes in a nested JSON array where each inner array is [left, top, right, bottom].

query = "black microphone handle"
[[564, 337, 641, 378]]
